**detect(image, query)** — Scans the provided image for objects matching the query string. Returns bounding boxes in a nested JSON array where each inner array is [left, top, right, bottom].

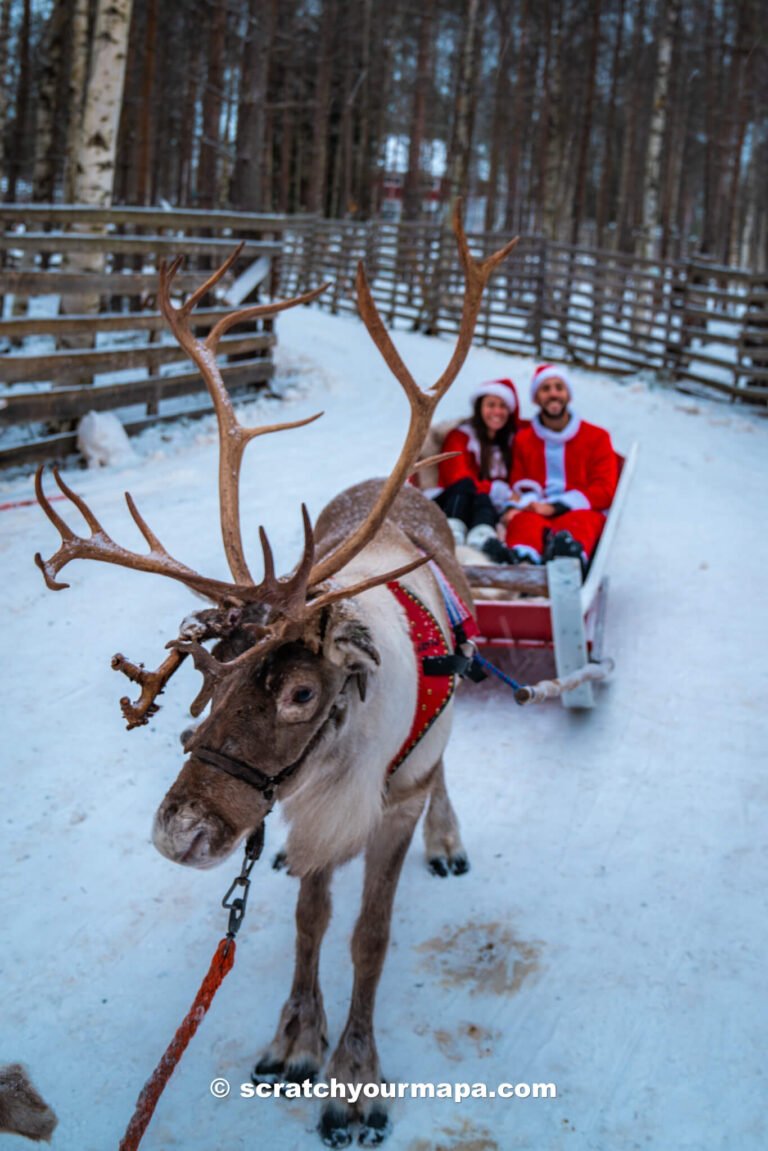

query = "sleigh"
[[460, 443, 638, 708]]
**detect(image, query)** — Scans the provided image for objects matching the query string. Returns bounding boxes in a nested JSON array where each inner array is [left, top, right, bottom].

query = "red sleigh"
[[460, 443, 638, 708]]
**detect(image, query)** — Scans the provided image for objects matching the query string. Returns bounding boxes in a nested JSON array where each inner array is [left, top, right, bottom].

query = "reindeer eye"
[[292, 686, 316, 705]]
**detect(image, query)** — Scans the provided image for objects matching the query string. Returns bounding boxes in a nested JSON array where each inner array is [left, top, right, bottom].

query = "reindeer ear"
[[323, 608, 381, 674]]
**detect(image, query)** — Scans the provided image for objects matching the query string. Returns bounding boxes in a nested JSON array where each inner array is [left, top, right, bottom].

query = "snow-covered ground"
[[1, 306, 766, 1151]]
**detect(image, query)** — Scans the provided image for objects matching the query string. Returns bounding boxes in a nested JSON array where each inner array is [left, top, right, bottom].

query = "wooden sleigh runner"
[[459, 442, 639, 709]]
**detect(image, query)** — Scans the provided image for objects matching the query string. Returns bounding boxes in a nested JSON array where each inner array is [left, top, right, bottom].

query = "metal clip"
[[221, 824, 265, 939]]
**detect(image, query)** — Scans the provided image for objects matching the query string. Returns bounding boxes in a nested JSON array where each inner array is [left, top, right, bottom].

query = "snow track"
[[1, 307, 765, 1150]]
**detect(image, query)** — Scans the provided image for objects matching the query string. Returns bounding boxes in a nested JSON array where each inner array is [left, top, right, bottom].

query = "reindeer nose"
[[152, 800, 235, 869]]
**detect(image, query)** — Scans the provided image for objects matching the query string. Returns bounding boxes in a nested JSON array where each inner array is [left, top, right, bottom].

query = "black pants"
[[434, 478, 496, 530]]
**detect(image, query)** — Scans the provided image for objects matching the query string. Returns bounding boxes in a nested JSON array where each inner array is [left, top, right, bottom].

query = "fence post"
[[737, 273, 768, 398], [531, 236, 546, 358]]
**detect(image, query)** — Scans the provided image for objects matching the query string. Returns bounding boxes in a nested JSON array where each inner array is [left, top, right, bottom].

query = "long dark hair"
[[470, 396, 517, 478]]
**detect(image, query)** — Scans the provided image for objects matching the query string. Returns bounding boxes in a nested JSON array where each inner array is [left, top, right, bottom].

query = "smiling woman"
[[430, 377, 523, 552]]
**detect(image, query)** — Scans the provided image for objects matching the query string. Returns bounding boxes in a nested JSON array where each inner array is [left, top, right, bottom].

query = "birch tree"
[[70, 0, 133, 207], [61, 0, 133, 357]]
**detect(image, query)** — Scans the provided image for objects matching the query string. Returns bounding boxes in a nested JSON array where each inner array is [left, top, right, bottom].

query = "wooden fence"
[[2, 207, 766, 470], [277, 218, 768, 405], [0, 205, 305, 468]]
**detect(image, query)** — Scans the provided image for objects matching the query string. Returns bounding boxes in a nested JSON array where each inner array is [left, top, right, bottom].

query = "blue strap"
[[470, 651, 523, 696]]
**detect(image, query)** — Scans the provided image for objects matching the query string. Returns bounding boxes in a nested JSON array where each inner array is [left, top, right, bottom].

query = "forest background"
[[1, 0, 766, 271]]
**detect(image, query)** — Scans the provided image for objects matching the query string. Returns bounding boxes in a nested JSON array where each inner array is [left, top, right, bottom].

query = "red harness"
[[386, 574, 476, 776]]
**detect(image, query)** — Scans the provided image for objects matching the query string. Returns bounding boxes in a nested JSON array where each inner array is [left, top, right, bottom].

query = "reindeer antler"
[[35, 210, 517, 729], [307, 200, 518, 587], [35, 262, 332, 723], [158, 248, 328, 585]]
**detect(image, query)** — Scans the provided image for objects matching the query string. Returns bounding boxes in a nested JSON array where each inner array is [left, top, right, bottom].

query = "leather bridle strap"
[[193, 686, 349, 799], [194, 746, 303, 800]]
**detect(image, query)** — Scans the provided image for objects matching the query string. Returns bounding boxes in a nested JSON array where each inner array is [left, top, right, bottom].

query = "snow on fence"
[[0, 205, 303, 468], [278, 218, 768, 405], [2, 207, 766, 470]]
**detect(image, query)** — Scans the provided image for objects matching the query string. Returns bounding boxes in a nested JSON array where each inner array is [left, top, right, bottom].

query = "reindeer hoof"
[[251, 1055, 284, 1086], [319, 1102, 354, 1147], [284, 1059, 320, 1084], [358, 1105, 391, 1145], [428, 851, 469, 877]]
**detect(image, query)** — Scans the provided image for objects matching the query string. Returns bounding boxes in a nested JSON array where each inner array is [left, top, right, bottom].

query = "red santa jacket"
[[509, 414, 618, 513], [437, 422, 513, 494]]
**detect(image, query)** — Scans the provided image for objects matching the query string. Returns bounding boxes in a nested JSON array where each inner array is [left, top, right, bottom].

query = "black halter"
[[194, 746, 302, 801], [192, 684, 349, 800]]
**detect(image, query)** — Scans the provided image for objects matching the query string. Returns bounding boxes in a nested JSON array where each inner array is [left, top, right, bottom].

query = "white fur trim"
[[531, 412, 582, 443], [557, 489, 591, 511], [511, 544, 542, 563]]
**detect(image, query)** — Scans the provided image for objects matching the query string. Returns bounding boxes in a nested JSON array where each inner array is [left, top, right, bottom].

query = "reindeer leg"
[[253, 866, 332, 1085], [319, 791, 426, 1148], [423, 757, 469, 877]]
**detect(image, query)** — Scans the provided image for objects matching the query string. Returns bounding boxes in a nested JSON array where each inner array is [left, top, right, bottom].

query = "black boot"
[[482, 536, 517, 564], [544, 530, 587, 573]]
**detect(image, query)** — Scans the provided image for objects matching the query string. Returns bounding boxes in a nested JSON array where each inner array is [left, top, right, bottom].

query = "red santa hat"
[[530, 363, 573, 403], [471, 377, 518, 413]]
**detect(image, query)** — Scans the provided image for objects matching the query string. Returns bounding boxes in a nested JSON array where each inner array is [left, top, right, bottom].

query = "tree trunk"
[[197, 0, 227, 209], [402, 0, 435, 222], [595, 0, 625, 249], [352, 0, 373, 217], [307, 0, 335, 215], [484, 0, 513, 233], [723, 3, 754, 264], [569, 0, 602, 246], [616, 0, 647, 252], [503, 0, 530, 232], [639, 0, 679, 259], [542, 1, 564, 238], [61, 0, 133, 363], [63, 0, 90, 203], [443, 0, 485, 213], [230, 0, 272, 211], [136, 0, 157, 205], [71, 0, 133, 206], [4, 0, 31, 202], [32, 0, 70, 201], [0, 0, 12, 161], [700, 0, 718, 254]]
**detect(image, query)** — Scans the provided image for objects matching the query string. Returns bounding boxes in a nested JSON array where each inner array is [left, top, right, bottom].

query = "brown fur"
[[0, 1065, 57, 1143]]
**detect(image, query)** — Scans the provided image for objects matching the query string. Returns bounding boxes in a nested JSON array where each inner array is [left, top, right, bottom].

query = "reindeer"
[[34, 207, 516, 1147]]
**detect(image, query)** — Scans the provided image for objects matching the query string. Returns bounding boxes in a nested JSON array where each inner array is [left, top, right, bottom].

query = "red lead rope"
[[118, 938, 236, 1151]]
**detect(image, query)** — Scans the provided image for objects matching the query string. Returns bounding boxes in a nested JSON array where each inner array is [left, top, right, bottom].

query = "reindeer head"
[[35, 206, 518, 869]]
